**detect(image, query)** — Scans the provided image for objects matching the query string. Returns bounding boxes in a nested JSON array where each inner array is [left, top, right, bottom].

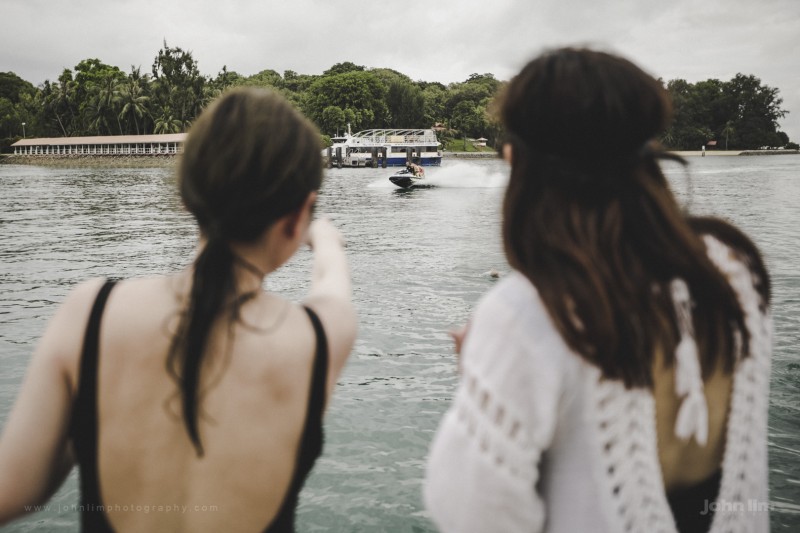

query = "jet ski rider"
[[405, 162, 425, 178]]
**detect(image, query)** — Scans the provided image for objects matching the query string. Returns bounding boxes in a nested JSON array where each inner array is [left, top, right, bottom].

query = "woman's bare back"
[[652, 350, 733, 492], [84, 276, 321, 531]]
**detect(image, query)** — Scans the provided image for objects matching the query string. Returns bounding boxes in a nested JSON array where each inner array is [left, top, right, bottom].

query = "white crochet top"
[[424, 236, 771, 533]]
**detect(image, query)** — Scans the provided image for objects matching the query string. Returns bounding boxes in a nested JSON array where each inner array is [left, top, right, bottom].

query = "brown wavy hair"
[[499, 48, 769, 387]]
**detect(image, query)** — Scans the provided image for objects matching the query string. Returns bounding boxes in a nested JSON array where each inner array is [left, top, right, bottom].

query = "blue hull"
[[385, 156, 441, 166]]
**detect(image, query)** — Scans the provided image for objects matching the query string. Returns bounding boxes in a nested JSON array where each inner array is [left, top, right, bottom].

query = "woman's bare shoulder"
[[60, 277, 109, 308], [29, 278, 111, 388], [48, 277, 111, 335]]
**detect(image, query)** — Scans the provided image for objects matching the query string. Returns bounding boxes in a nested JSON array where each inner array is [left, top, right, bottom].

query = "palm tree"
[[40, 81, 64, 136], [150, 78, 179, 129], [47, 70, 78, 136], [88, 76, 121, 135], [118, 67, 150, 134], [58, 71, 78, 132], [154, 109, 183, 134], [660, 129, 676, 149], [722, 121, 735, 151], [40, 76, 76, 137]]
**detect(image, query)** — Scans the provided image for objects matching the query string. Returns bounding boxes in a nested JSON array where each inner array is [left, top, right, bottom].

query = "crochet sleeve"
[[424, 274, 564, 533]]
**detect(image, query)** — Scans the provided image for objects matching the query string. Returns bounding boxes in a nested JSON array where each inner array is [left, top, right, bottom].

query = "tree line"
[[0, 42, 793, 152], [663, 75, 793, 150]]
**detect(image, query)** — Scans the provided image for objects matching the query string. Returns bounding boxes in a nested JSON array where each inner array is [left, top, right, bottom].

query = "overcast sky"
[[3, 0, 799, 140]]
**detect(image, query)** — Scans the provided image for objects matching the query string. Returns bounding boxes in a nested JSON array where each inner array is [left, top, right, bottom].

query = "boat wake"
[[424, 163, 508, 188]]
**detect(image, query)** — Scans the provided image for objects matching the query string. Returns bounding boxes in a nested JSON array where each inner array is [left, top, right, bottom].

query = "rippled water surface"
[[0, 156, 798, 531]]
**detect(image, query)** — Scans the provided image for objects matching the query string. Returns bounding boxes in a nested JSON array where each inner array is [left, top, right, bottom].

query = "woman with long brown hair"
[[425, 48, 771, 533], [0, 88, 356, 531]]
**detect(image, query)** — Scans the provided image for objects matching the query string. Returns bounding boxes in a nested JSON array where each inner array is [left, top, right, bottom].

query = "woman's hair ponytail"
[[167, 236, 234, 456]]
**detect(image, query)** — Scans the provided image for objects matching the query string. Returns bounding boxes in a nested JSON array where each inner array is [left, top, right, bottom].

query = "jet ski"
[[389, 165, 427, 189]]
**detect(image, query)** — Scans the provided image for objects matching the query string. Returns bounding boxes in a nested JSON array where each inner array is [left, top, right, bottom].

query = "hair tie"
[[205, 220, 225, 241]]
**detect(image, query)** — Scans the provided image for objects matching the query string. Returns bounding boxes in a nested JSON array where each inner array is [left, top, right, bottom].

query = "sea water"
[[0, 156, 798, 531]]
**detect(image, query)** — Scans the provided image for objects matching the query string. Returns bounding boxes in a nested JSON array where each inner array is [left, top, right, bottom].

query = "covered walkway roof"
[[11, 133, 186, 147]]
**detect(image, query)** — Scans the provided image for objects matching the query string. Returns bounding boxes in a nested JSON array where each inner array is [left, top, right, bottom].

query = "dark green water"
[[0, 156, 797, 531]]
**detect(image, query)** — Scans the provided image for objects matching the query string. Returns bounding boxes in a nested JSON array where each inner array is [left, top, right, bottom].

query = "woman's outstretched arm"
[[303, 218, 357, 396], [0, 279, 103, 525]]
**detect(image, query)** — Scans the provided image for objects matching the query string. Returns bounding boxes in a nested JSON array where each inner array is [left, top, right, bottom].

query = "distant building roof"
[[11, 133, 186, 147], [707, 140, 718, 146]]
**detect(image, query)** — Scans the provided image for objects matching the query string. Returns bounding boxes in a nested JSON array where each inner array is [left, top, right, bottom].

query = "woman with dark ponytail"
[[425, 49, 771, 533], [0, 88, 356, 532]]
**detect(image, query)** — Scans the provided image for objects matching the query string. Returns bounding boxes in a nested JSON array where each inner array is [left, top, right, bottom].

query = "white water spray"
[[368, 162, 508, 189]]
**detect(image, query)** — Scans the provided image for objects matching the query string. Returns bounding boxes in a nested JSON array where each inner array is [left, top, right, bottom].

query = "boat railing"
[[350, 129, 439, 145]]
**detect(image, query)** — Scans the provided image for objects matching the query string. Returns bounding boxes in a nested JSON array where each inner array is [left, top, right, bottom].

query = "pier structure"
[[11, 134, 186, 156]]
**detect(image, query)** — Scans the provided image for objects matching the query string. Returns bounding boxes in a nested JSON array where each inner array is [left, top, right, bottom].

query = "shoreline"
[[442, 150, 800, 159], [672, 150, 800, 157], [2, 149, 797, 167], [443, 151, 497, 158], [0, 154, 178, 167]]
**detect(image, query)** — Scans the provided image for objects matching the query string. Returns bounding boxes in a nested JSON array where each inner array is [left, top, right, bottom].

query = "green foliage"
[[304, 71, 388, 132], [68, 59, 125, 134], [662, 74, 788, 150], [450, 100, 483, 138], [385, 79, 425, 128], [208, 65, 243, 96], [0, 97, 22, 139], [4, 49, 792, 153], [282, 70, 318, 94], [323, 62, 366, 76], [370, 68, 412, 86], [118, 66, 150, 135], [151, 41, 207, 131], [421, 84, 447, 128], [153, 113, 183, 134], [0, 75, 40, 142], [244, 69, 284, 89], [321, 106, 346, 135], [442, 136, 493, 152], [0, 72, 35, 103]]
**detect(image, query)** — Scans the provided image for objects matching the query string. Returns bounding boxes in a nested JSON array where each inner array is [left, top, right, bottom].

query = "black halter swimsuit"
[[667, 469, 723, 533], [68, 280, 329, 532]]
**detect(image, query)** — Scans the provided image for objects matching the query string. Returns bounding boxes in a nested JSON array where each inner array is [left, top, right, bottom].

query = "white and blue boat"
[[325, 128, 442, 167]]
